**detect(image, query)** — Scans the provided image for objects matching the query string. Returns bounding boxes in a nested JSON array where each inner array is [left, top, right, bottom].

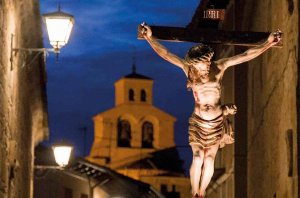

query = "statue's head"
[[185, 44, 214, 89], [184, 44, 214, 66]]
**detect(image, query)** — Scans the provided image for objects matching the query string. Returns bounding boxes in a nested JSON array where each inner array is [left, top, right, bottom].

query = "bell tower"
[[114, 63, 153, 106], [88, 63, 176, 167]]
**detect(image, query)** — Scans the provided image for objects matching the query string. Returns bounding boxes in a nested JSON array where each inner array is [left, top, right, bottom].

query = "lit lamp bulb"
[[52, 143, 73, 167], [43, 6, 74, 54]]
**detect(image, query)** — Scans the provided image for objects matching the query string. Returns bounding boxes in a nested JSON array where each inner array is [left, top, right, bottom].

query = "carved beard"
[[197, 65, 210, 81], [187, 64, 210, 85], [199, 69, 210, 80]]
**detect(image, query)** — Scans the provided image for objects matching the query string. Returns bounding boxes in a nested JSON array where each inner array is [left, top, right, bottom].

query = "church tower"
[[87, 64, 190, 197], [87, 64, 176, 167]]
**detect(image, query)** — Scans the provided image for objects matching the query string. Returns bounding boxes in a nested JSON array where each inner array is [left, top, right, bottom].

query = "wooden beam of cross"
[[137, 25, 283, 48]]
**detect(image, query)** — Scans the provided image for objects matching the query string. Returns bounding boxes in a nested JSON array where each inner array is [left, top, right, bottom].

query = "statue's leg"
[[199, 143, 220, 196], [190, 145, 204, 196]]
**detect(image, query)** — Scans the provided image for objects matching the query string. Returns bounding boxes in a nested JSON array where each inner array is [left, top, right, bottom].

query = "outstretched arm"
[[215, 30, 282, 69], [140, 23, 185, 70]]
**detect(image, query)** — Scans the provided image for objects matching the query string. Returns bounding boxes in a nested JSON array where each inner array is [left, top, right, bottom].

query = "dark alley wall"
[[0, 0, 48, 197], [232, 0, 298, 197]]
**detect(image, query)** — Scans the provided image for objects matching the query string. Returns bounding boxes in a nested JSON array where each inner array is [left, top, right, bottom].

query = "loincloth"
[[188, 113, 234, 148]]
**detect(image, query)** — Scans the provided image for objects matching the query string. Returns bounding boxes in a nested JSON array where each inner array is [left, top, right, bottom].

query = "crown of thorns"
[[184, 44, 214, 65]]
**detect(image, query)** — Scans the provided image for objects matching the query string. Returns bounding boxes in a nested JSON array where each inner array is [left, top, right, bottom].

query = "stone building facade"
[[189, 0, 299, 197], [233, 0, 298, 197], [0, 1, 48, 197]]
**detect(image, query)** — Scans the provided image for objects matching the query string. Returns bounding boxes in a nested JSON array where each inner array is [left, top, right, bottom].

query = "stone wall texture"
[[232, 0, 299, 197], [0, 0, 48, 197]]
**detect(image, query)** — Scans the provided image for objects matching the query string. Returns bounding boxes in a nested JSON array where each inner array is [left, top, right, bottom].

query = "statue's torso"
[[188, 62, 224, 120]]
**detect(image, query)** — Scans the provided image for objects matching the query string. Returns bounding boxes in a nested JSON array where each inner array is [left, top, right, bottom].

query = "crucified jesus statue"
[[140, 23, 282, 198]]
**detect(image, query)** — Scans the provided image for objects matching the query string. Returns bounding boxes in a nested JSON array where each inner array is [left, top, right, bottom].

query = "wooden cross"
[[137, 25, 283, 48]]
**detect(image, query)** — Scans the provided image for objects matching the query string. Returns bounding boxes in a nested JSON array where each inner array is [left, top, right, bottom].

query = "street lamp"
[[43, 5, 75, 54], [10, 5, 74, 67], [52, 142, 73, 167], [35, 142, 73, 170]]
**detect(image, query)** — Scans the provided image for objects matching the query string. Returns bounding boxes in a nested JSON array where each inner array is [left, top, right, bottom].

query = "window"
[[129, 89, 134, 101], [117, 120, 131, 147], [286, 129, 293, 177], [141, 89, 146, 102], [142, 122, 154, 148]]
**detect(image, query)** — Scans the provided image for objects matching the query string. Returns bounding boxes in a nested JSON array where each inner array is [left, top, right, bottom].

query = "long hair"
[[185, 44, 214, 65], [186, 66, 202, 89]]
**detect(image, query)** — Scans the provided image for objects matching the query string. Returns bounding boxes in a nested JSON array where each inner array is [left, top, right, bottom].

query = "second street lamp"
[[52, 142, 73, 167], [35, 142, 73, 170]]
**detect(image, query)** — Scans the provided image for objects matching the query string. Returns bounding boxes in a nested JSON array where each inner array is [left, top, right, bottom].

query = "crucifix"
[[137, 23, 282, 198], [137, 25, 283, 47]]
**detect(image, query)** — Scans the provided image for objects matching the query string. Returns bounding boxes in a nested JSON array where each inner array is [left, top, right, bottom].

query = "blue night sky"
[[40, 0, 201, 172]]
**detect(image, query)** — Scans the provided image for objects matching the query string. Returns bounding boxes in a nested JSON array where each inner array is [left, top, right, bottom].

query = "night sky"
[[40, 0, 201, 172]]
